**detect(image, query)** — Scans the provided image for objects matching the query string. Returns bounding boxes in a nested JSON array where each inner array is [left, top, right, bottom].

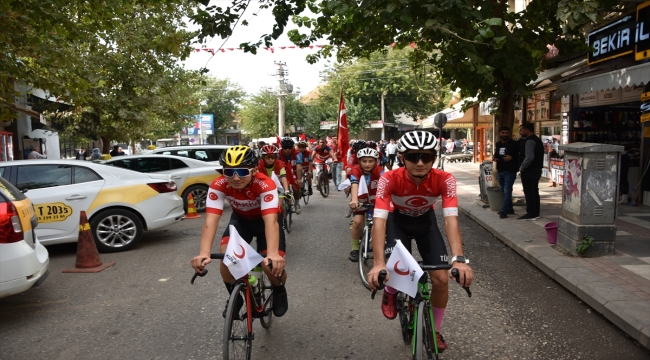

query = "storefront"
[[475, 102, 493, 163], [422, 103, 475, 156], [554, 1, 650, 204]]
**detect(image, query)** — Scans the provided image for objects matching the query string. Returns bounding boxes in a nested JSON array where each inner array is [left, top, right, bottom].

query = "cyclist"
[[343, 140, 367, 196], [258, 144, 297, 219], [312, 138, 337, 190], [297, 140, 313, 195], [191, 145, 288, 317], [348, 147, 384, 262], [279, 137, 303, 214], [367, 131, 474, 351]]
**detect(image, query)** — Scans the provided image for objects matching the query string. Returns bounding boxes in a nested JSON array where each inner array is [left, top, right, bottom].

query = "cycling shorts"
[[220, 211, 286, 256], [384, 210, 447, 266]]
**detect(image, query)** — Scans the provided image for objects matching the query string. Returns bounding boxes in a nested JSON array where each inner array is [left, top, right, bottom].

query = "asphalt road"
[[1, 188, 649, 359]]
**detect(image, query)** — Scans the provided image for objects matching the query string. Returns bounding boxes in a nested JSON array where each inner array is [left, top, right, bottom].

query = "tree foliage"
[[199, 77, 246, 133], [239, 89, 305, 138]]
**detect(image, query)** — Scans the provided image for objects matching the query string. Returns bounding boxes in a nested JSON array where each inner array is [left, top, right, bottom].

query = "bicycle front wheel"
[[358, 227, 373, 290], [223, 284, 252, 360], [397, 293, 413, 345], [319, 172, 329, 197], [259, 273, 274, 329], [302, 179, 310, 204], [415, 301, 436, 360]]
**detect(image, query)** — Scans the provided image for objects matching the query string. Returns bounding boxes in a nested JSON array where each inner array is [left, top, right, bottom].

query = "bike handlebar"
[[369, 266, 472, 299], [190, 254, 275, 285], [370, 270, 388, 299]]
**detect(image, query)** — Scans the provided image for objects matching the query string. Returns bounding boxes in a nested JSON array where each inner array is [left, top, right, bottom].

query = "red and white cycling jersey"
[[206, 172, 280, 218], [312, 145, 333, 163], [374, 167, 458, 219]]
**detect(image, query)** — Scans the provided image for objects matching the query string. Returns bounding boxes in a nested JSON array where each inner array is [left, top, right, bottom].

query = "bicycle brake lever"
[[450, 268, 472, 297], [191, 269, 208, 285]]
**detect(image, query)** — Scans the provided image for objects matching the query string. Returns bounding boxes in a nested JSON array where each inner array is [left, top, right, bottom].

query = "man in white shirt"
[[28, 146, 47, 159], [385, 138, 398, 169]]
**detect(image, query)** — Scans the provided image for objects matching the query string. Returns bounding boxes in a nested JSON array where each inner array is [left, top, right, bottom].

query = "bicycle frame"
[[410, 278, 438, 355]]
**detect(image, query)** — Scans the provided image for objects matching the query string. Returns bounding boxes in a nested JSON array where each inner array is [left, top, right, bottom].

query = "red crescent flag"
[[337, 91, 349, 168]]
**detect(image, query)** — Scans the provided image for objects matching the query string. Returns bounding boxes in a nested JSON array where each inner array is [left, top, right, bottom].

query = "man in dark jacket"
[[75, 146, 87, 160], [492, 126, 519, 218], [517, 122, 544, 220]]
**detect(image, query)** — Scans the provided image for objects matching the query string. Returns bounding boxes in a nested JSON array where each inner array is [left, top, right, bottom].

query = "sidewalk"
[[445, 161, 650, 349]]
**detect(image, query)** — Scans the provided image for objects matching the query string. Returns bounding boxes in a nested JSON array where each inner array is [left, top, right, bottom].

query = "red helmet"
[[261, 144, 279, 155]]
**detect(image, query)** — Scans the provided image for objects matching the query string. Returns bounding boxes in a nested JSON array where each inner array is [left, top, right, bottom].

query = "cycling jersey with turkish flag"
[[313, 145, 332, 163], [206, 172, 280, 218], [374, 167, 458, 219]]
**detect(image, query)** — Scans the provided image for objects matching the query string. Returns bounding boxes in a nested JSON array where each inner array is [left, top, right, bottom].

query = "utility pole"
[[381, 91, 387, 141], [274, 61, 293, 137]]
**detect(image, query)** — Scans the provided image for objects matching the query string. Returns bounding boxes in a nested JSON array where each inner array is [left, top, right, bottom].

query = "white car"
[[0, 160, 185, 252], [0, 176, 49, 298], [150, 145, 229, 166], [101, 154, 221, 212]]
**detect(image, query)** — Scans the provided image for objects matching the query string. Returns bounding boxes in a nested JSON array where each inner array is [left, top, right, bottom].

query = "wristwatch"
[[451, 255, 469, 264]]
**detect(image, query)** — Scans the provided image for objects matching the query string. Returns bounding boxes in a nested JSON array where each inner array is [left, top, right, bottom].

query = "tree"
[[43, 2, 199, 153], [239, 88, 305, 138], [199, 78, 246, 133], [288, 0, 627, 132]]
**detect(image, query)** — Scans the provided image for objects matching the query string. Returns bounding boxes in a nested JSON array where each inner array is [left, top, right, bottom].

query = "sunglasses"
[[263, 154, 277, 159], [403, 152, 435, 164], [223, 168, 254, 178]]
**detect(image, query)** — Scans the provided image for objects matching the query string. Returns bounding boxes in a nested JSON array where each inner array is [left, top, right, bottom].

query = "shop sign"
[[597, 88, 621, 104], [635, 1, 650, 61], [642, 83, 650, 123], [622, 84, 645, 100], [588, 15, 635, 64], [578, 92, 598, 106], [561, 95, 570, 113]]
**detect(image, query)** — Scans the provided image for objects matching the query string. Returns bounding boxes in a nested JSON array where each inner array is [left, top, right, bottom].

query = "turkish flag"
[[337, 91, 350, 167]]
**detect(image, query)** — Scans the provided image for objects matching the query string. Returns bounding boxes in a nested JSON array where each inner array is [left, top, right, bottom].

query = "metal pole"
[[199, 102, 203, 145], [381, 91, 386, 140], [278, 95, 285, 137]]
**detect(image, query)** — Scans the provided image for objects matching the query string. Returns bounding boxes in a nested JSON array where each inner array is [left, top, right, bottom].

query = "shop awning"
[[7, 103, 43, 121], [556, 62, 650, 96], [529, 59, 588, 87]]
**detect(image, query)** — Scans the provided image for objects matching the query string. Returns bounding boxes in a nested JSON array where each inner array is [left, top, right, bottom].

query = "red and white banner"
[[337, 91, 350, 168], [223, 225, 264, 280], [385, 240, 424, 297]]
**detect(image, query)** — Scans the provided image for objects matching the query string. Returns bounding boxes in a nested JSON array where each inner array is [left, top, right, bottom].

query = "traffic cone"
[[185, 193, 201, 219], [63, 211, 115, 273]]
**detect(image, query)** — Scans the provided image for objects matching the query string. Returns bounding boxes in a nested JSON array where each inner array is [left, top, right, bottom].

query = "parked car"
[[0, 176, 50, 298], [0, 160, 185, 252], [150, 145, 229, 167], [101, 155, 221, 212]]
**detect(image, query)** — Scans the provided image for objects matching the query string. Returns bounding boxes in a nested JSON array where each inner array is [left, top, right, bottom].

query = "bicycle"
[[191, 254, 280, 360], [283, 192, 294, 234], [300, 171, 310, 205], [357, 204, 375, 290], [315, 162, 331, 198], [372, 266, 471, 360]]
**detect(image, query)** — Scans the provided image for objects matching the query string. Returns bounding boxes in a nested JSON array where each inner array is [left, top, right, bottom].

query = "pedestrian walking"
[[517, 122, 543, 220], [385, 138, 398, 169], [27, 146, 46, 159], [492, 126, 519, 218], [90, 148, 101, 161], [75, 146, 87, 160], [331, 136, 343, 188]]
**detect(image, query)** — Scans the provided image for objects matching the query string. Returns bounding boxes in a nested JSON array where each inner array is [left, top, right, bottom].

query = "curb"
[[459, 201, 650, 349]]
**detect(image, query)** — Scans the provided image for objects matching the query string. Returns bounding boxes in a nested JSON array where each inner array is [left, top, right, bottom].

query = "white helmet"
[[397, 131, 438, 153], [357, 147, 379, 159]]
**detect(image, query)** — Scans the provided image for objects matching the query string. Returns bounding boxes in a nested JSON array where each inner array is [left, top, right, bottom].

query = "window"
[[74, 167, 102, 184], [0, 176, 26, 201], [170, 159, 188, 169], [208, 149, 224, 162], [159, 151, 173, 155], [16, 165, 72, 191], [190, 150, 209, 161], [175, 150, 189, 157], [137, 158, 171, 173], [0, 167, 5, 178], [106, 159, 131, 169]]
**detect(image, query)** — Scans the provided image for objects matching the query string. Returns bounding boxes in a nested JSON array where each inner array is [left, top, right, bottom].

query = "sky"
[[182, 2, 332, 97]]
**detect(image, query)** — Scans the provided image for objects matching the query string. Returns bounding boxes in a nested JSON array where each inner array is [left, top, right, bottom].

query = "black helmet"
[[280, 137, 295, 149], [220, 146, 258, 167], [351, 140, 367, 152], [367, 140, 377, 149]]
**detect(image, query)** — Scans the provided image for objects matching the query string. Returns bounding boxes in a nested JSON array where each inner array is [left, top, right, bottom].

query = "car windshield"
[[0, 176, 27, 201]]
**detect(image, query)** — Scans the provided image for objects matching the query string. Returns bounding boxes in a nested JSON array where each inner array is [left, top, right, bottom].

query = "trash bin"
[[544, 222, 558, 244], [486, 186, 504, 212]]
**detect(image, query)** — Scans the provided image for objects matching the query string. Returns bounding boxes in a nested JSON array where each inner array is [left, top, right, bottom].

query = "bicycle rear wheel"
[[415, 301, 436, 360], [259, 273, 274, 329], [302, 179, 310, 204], [283, 199, 292, 234], [223, 284, 252, 360], [358, 226, 373, 290], [397, 293, 413, 345]]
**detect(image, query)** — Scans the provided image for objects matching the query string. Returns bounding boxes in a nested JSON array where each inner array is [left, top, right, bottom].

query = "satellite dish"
[[433, 113, 448, 129]]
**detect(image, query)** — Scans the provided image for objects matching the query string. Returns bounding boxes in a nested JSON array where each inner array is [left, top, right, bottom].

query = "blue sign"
[[188, 114, 214, 135]]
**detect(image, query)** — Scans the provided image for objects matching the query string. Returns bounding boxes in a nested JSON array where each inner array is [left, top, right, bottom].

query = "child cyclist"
[[347, 147, 384, 262], [258, 144, 295, 221]]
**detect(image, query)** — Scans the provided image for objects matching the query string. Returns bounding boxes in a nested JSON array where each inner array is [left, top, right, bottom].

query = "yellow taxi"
[[0, 176, 49, 298], [0, 160, 185, 252]]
